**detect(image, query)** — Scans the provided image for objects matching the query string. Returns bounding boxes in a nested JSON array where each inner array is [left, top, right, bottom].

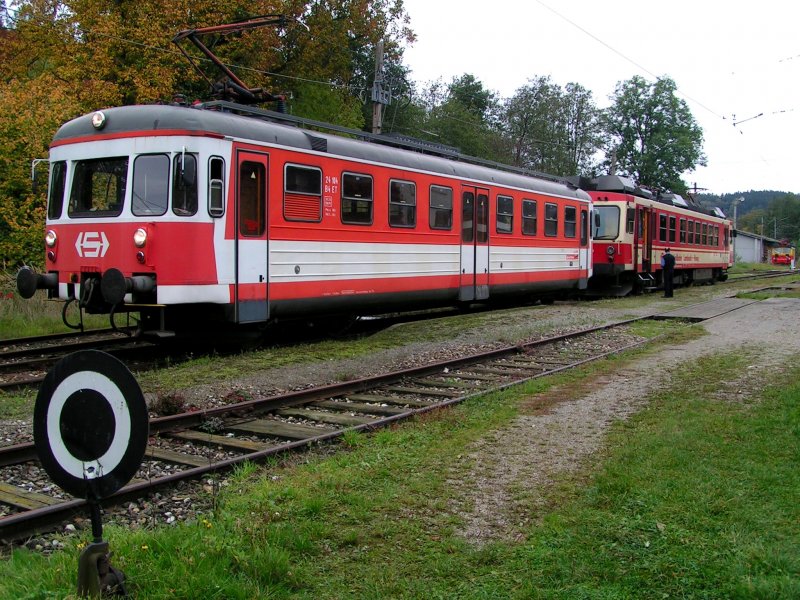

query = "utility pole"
[[371, 40, 390, 134], [733, 196, 744, 230], [608, 149, 617, 175]]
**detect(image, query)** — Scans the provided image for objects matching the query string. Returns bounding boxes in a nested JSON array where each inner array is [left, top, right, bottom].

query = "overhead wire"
[[533, 0, 726, 121]]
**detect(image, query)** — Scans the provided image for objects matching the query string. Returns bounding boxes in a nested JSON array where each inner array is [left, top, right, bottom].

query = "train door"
[[636, 206, 654, 273], [579, 207, 590, 286], [459, 186, 490, 301], [235, 150, 269, 323]]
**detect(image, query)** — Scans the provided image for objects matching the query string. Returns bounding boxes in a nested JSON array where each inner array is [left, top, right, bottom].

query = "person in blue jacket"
[[661, 248, 676, 297]]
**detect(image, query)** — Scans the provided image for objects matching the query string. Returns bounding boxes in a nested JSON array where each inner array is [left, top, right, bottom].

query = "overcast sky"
[[399, 0, 800, 195]]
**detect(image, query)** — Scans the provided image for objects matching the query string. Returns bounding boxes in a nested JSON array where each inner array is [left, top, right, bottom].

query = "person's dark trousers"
[[664, 270, 674, 297]]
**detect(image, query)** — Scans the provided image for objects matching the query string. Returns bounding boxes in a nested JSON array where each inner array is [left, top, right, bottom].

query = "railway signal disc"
[[33, 350, 149, 500]]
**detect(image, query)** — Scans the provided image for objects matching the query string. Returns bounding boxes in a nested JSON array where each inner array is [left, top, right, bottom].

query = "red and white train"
[[17, 102, 593, 336], [581, 175, 733, 295]]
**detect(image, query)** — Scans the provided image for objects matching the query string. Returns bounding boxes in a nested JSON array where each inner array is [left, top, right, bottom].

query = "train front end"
[[17, 106, 230, 336]]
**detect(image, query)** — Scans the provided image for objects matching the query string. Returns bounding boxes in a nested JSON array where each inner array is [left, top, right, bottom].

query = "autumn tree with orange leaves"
[[0, 0, 414, 267]]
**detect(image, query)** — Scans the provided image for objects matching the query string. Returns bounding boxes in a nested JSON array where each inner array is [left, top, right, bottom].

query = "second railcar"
[[582, 176, 732, 295]]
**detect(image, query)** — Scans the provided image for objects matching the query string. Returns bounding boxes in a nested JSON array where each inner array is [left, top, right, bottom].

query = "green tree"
[[561, 82, 604, 176], [501, 77, 602, 177], [417, 73, 503, 159], [603, 75, 705, 194]]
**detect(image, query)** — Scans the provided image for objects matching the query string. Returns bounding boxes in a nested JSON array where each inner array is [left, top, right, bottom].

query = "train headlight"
[[606, 245, 616, 257], [91, 111, 107, 130], [133, 228, 148, 248], [45, 230, 57, 248]]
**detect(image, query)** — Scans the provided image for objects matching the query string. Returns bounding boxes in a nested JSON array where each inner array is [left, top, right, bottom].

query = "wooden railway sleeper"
[[311, 399, 407, 416], [384, 385, 461, 397], [407, 377, 478, 390], [166, 430, 270, 453], [225, 419, 336, 440], [345, 394, 433, 408], [276, 408, 375, 427]]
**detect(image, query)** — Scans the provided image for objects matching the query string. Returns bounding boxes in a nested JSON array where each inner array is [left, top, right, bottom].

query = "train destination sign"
[[33, 350, 148, 500]]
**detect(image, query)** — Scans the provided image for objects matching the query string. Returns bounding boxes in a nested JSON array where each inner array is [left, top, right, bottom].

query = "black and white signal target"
[[33, 350, 148, 500]]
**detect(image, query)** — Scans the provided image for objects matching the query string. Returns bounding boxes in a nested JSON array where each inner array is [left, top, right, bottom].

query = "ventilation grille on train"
[[284, 193, 322, 222], [306, 134, 328, 153]]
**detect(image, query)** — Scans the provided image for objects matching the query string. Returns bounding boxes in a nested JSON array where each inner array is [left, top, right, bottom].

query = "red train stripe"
[[233, 269, 586, 301]]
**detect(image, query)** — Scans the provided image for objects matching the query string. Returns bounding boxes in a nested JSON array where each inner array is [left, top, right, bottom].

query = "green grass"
[[728, 261, 788, 274], [0, 391, 35, 420], [510, 352, 800, 599], [2, 332, 798, 599], [0, 272, 107, 340], [737, 289, 800, 300]]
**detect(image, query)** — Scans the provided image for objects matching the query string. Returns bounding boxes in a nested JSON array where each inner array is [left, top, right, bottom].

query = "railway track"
[[0, 304, 508, 394], [0, 334, 156, 392], [726, 269, 796, 281], [0, 318, 651, 543]]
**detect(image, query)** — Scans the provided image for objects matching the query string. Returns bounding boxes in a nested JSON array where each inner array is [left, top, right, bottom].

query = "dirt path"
[[448, 297, 800, 546]]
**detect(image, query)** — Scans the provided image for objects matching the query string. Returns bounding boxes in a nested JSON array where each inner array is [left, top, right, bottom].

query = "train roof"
[[574, 174, 724, 219], [53, 102, 590, 203]]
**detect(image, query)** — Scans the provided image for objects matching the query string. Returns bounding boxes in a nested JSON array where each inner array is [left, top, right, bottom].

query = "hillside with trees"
[[696, 191, 800, 243]]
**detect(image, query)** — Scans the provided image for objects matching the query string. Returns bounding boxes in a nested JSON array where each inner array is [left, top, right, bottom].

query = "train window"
[[564, 206, 577, 238], [625, 208, 635, 234], [544, 202, 558, 237], [580, 209, 588, 246], [592, 205, 619, 239], [430, 185, 453, 230], [669, 216, 676, 243], [476, 193, 488, 243], [659, 214, 667, 241], [724, 226, 729, 247], [389, 179, 416, 227], [496, 195, 513, 234], [341, 172, 373, 225], [522, 199, 537, 236], [284, 164, 322, 222], [69, 157, 128, 218], [47, 161, 67, 220], [679, 219, 687, 243], [462, 192, 474, 242], [688, 221, 694, 244], [131, 155, 169, 216], [172, 153, 198, 216], [701, 223, 708, 245], [208, 156, 225, 218], [240, 161, 266, 236], [713, 225, 719, 247]]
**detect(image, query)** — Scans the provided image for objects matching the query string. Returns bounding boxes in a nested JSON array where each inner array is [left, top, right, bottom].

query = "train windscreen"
[[68, 157, 128, 218], [592, 205, 620, 240]]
